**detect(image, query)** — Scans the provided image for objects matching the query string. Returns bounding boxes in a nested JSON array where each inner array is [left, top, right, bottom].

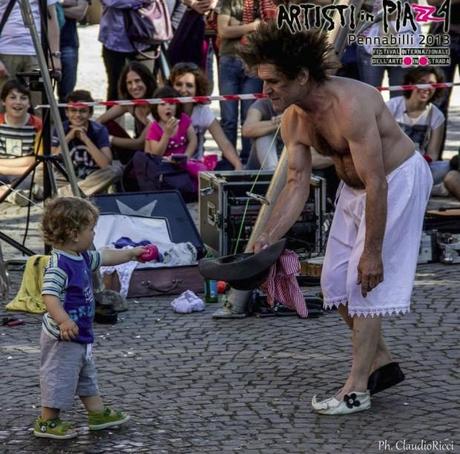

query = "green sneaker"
[[88, 407, 130, 431], [33, 417, 77, 439]]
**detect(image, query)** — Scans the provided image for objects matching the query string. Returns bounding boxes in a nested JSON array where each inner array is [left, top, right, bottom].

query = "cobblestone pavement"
[[0, 261, 459, 454]]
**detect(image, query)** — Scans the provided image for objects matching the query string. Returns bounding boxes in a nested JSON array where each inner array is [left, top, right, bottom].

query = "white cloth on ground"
[[171, 290, 205, 314]]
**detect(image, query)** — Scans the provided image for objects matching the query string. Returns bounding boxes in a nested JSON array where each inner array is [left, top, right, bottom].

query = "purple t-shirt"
[[146, 112, 191, 157], [42, 250, 101, 344]]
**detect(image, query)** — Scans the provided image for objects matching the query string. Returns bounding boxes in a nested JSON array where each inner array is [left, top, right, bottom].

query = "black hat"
[[198, 239, 286, 290]]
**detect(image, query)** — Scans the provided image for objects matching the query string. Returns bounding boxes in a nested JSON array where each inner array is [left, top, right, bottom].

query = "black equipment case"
[[198, 171, 327, 256]]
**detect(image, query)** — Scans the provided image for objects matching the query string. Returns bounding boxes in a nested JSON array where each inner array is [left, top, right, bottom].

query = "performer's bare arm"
[[254, 110, 312, 251], [341, 102, 388, 297]]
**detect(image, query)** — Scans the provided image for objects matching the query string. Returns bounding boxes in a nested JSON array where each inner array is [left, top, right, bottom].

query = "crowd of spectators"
[[0, 0, 458, 206]]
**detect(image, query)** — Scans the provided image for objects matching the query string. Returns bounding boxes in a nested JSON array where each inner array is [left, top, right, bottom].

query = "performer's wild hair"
[[238, 21, 337, 83]]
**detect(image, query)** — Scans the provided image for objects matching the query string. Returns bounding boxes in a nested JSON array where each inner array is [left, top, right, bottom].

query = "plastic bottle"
[[204, 279, 218, 303]]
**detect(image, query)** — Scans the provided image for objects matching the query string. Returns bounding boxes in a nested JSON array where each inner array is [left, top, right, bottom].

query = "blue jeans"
[[357, 46, 408, 98], [430, 160, 450, 185], [218, 56, 263, 162], [57, 46, 79, 102]]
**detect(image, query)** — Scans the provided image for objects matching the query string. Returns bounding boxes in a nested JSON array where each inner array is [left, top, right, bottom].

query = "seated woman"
[[386, 66, 460, 199], [242, 97, 339, 201], [242, 98, 283, 170], [97, 61, 157, 164], [0, 80, 43, 206], [169, 62, 242, 170]]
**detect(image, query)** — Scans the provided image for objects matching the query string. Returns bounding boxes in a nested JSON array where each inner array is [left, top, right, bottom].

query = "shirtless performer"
[[238, 22, 433, 415]]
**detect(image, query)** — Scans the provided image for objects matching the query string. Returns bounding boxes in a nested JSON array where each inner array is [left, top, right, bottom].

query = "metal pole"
[[19, 0, 80, 196], [213, 0, 364, 318]]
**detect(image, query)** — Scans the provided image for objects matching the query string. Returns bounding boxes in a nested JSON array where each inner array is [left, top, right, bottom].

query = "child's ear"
[[71, 229, 80, 242]]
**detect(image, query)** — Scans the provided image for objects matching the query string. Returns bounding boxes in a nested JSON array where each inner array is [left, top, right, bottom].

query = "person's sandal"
[[312, 391, 371, 415], [88, 407, 130, 430], [368, 362, 405, 395], [33, 417, 77, 439]]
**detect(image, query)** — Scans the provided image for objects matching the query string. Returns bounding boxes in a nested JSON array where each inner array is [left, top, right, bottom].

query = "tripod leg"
[[0, 160, 40, 204], [0, 230, 36, 256], [43, 158, 61, 198]]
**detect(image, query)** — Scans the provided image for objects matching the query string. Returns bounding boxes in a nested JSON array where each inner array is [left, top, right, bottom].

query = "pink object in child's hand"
[[139, 244, 159, 262]]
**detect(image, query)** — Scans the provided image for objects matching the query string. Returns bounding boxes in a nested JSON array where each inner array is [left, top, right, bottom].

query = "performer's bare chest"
[[306, 124, 364, 189]]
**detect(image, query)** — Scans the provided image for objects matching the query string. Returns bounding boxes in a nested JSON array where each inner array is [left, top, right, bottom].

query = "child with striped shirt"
[[35, 197, 146, 439], [0, 79, 42, 205]]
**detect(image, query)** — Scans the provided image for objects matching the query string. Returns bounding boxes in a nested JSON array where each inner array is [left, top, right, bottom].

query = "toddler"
[[145, 86, 197, 158], [34, 196, 146, 439]]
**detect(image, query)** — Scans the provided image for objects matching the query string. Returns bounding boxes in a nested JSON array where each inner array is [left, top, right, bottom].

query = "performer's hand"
[[253, 234, 271, 254], [59, 319, 79, 341], [357, 252, 384, 297]]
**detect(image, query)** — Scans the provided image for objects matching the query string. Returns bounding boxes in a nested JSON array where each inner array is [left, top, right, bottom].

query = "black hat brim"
[[198, 239, 286, 289]]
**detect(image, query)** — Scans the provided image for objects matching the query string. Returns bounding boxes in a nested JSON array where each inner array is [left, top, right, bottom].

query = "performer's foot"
[[367, 362, 405, 395], [312, 390, 370, 415]]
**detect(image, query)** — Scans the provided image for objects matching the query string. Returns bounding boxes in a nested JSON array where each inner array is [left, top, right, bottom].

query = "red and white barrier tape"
[[378, 82, 457, 92], [35, 82, 458, 109], [36, 93, 268, 109]]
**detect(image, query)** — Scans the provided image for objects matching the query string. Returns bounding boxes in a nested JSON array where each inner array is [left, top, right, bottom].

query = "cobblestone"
[[0, 261, 459, 453]]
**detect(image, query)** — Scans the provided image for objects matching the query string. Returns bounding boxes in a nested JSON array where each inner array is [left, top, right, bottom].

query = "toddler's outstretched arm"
[[100, 247, 146, 266]]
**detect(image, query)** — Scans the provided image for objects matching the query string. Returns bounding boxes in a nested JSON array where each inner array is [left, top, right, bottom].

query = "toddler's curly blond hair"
[[41, 197, 99, 246]]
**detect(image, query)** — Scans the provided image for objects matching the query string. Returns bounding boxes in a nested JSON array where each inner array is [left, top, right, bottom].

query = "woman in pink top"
[[145, 87, 197, 158]]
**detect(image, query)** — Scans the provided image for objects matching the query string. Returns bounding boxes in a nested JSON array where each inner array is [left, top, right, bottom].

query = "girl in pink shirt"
[[145, 87, 197, 158]]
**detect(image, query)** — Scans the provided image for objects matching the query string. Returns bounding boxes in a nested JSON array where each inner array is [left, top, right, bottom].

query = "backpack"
[[124, 0, 173, 55], [131, 151, 197, 202], [140, 0, 173, 43]]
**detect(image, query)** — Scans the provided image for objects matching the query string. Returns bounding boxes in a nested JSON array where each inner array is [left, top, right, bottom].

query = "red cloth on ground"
[[261, 250, 308, 318]]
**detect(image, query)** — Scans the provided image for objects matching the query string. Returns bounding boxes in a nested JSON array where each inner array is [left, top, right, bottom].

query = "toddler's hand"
[[138, 244, 159, 262], [59, 319, 79, 341], [131, 246, 150, 261]]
